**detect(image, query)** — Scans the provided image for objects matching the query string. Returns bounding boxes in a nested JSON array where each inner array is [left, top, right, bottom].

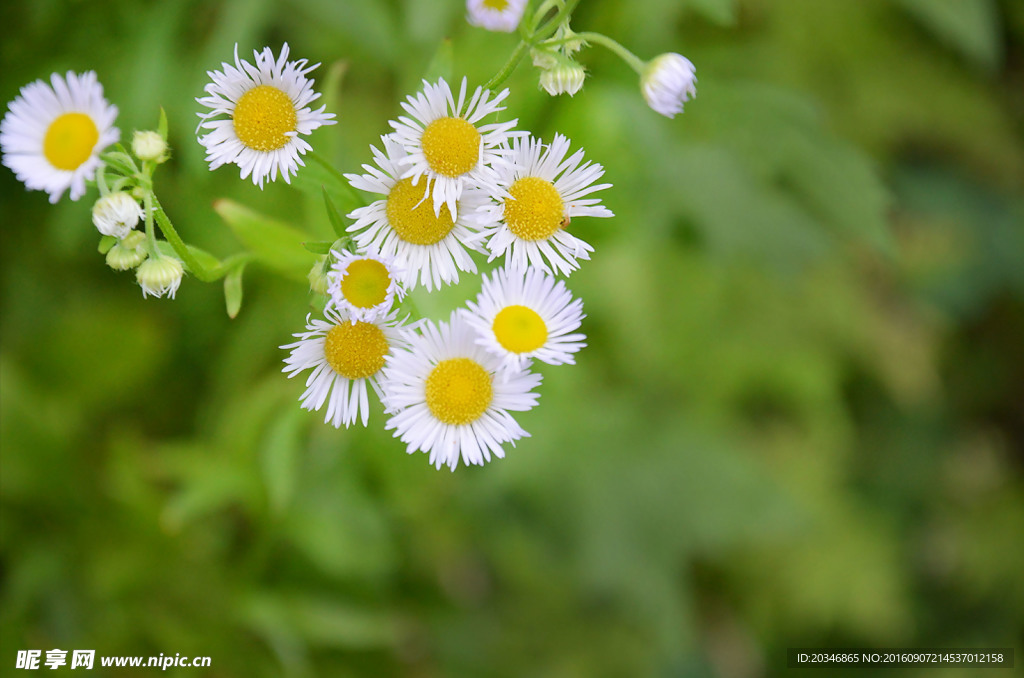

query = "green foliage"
[[895, 0, 1002, 69], [1, 0, 1022, 677], [214, 200, 316, 282]]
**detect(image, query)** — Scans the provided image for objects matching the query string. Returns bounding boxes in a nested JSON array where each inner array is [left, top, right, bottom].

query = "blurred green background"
[[2, 0, 1022, 676]]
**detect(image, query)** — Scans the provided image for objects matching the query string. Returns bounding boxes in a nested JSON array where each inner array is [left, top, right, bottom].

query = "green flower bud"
[[132, 130, 168, 163], [106, 242, 148, 271], [540, 63, 586, 97], [136, 256, 184, 299], [308, 256, 329, 296]]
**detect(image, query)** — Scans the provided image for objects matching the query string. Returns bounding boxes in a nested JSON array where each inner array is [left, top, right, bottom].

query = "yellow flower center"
[[421, 116, 480, 178], [483, 0, 509, 9], [385, 178, 456, 245], [232, 85, 297, 152], [425, 358, 493, 426], [43, 113, 99, 171], [340, 258, 392, 309], [503, 176, 564, 241], [323, 321, 389, 380], [492, 305, 548, 353]]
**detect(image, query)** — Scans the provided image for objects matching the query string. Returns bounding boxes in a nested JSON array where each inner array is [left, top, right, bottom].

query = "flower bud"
[[640, 53, 697, 119], [531, 48, 559, 70], [132, 130, 168, 163], [540, 63, 586, 97], [136, 256, 184, 299], [552, 25, 585, 56], [120, 230, 146, 250], [106, 242, 148, 271], [307, 257, 329, 296], [92, 191, 143, 239]]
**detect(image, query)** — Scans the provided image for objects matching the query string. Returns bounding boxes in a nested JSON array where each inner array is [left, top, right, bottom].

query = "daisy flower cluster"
[[282, 76, 607, 470], [1, 0, 698, 470]]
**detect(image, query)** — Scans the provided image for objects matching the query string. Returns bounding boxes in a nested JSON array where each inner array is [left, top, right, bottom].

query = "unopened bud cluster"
[[88, 122, 180, 298]]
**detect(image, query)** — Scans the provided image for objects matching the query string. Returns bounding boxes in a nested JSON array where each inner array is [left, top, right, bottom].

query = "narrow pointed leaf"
[[423, 38, 454, 83], [303, 240, 335, 255], [157, 107, 169, 141], [224, 264, 245, 318], [213, 199, 315, 282], [322, 187, 349, 238]]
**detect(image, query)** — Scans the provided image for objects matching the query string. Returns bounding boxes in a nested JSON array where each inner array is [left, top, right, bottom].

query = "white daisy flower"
[[641, 53, 697, 119], [389, 77, 519, 220], [479, 133, 613, 276], [0, 71, 119, 203], [466, 0, 528, 32], [381, 311, 542, 471], [281, 307, 410, 428], [325, 249, 404, 322], [462, 265, 586, 375], [196, 43, 336, 188], [345, 136, 488, 291]]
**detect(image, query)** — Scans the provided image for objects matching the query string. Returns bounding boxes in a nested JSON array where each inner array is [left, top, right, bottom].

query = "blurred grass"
[[1, 0, 1023, 676]]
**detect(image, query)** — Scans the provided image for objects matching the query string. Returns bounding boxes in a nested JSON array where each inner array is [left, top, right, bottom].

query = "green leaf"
[[318, 61, 347, 160], [242, 592, 399, 650], [157, 106, 168, 141], [688, 83, 893, 256], [100, 154, 137, 178], [260, 408, 305, 516], [321, 186, 348, 238], [223, 264, 245, 318], [291, 158, 365, 220], [213, 199, 315, 282], [105, 151, 136, 169], [97, 235, 116, 255], [302, 240, 335, 255], [894, 0, 1001, 69], [684, 0, 737, 26], [422, 38, 454, 83], [154, 240, 222, 274]]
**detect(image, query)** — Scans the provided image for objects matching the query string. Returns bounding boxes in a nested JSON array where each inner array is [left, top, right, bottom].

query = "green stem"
[[530, 0, 560, 33], [483, 40, 530, 90], [143, 191, 160, 258], [150, 194, 218, 281], [573, 31, 646, 73], [483, 0, 580, 90], [534, 0, 580, 41]]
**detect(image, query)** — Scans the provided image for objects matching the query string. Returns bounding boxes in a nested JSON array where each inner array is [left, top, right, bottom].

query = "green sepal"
[[213, 199, 315, 282], [322, 186, 349, 238], [97, 235, 117, 255], [224, 264, 245, 318], [101, 153, 137, 177]]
